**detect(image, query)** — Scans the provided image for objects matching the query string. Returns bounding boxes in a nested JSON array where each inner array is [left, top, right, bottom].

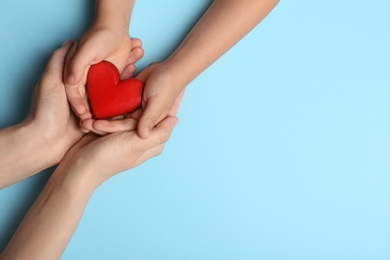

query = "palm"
[[28, 70, 84, 158], [59, 111, 178, 187]]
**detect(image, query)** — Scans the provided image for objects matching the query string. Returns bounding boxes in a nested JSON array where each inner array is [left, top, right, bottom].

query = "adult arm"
[[0, 123, 58, 188], [0, 116, 178, 259], [1, 65, 181, 259], [0, 41, 83, 189]]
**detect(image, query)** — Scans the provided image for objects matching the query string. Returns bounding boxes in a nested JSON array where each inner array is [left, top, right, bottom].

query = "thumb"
[[64, 43, 95, 85], [138, 95, 174, 139], [44, 40, 73, 80], [147, 116, 179, 147]]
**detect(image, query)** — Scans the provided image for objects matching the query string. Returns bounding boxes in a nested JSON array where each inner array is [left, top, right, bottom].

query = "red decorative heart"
[[87, 61, 144, 119]]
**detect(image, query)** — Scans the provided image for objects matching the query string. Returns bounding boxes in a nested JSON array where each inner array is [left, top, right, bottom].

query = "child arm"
[[137, 0, 279, 138]]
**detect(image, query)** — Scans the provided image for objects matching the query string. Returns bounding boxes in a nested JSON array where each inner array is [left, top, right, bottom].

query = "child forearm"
[[164, 0, 279, 87], [94, 0, 135, 33]]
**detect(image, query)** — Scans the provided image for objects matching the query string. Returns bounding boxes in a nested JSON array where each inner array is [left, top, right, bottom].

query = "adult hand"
[[1, 93, 178, 259], [24, 40, 85, 165], [1, 40, 85, 188], [59, 111, 179, 189]]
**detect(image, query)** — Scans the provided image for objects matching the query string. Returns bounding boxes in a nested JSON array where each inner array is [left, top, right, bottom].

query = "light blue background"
[[1, 0, 390, 259]]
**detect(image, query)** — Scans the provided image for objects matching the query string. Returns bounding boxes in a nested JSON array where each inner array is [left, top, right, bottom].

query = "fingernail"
[[62, 39, 72, 47]]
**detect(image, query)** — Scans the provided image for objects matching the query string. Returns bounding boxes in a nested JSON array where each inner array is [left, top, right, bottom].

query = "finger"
[[44, 40, 73, 80], [121, 64, 136, 80], [81, 127, 91, 134], [92, 117, 138, 133], [124, 108, 143, 121], [63, 42, 78, 83], [66, 86, 89, 116], [138, 95, 174, 139], [64, 42, 96, 85], [133, 116, 179, 151], [90, 108, 142, 134], [81, 119, 108, 136], [79, 119, 91, 133], [127, 46, 144, 65], [63, 43, 91, 116], [135, 144, 166, 165], [130, 38, 142, 48]]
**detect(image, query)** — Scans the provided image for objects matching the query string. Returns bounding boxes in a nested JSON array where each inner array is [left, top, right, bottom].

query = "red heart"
[[87, 61, 144, 119]]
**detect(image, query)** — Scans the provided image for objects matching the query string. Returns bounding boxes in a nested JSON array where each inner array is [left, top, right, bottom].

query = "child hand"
[[63, 25, 144, 125], [137, 63, 185, 138], [88, 63, 185, 135]]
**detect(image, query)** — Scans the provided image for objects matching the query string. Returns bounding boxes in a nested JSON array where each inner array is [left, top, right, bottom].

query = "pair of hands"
[[63, 26, 184, 138], [27, 36, 181, 187]]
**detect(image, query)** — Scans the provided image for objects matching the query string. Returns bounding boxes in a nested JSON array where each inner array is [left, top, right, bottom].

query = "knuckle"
[[153, 146, 165, 158], [159, 130, 170, 144], [155, 149, 163, 157]]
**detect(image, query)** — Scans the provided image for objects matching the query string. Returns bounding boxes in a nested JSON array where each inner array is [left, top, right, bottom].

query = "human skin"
[[0, 38, 144, 189], [63, 0, 141, 133], [0, 41, 83, 188], [86, 0, 280, 137], [0, 44, 180, 260], [134, 0, 280, 138], [0, 116, 178, 260]]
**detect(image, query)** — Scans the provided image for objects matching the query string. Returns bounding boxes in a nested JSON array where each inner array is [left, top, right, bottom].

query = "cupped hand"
[[137, 63, 185, 139], [63, 25, 144, 127], [24, 40, 84, 165], [86, 62, 185, 136], [58, 110, 179, 189]]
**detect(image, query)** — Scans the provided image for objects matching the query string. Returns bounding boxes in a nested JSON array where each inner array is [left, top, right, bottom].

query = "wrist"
[[92, 20, 129, 38], [94, 0, 133, 35], [0, 121, 57, 188], [25, 119, 68, 166], [52, 159, 98, 198], [162, 49, 205, 90], [57, 154, 107, 193], [157, 61, 188, 92]]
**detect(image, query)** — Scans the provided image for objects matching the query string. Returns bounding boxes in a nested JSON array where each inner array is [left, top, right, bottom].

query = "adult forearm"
[[164, 0, 279, 87], [94, 0, 135, 33], [0, 164, 96, 259], [0, 123, 58, 189]]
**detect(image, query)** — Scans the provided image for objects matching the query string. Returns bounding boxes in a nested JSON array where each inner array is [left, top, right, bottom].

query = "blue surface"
[[1, 0, 390, 259]]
